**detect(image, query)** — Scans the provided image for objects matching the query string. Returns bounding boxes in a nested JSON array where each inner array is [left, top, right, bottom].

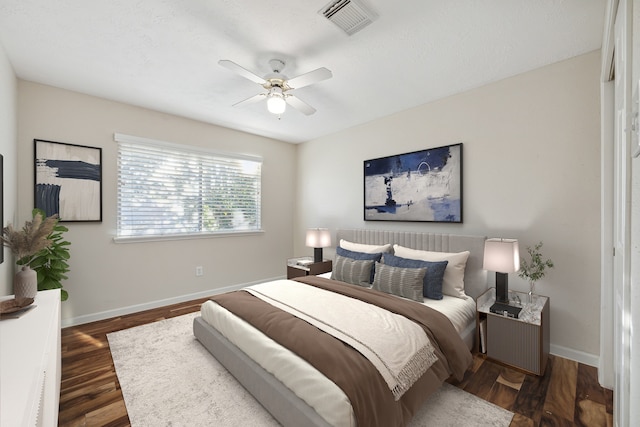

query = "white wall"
[[296, 51, 602, 361], [629, 0, 640, 419], [17, 82, 297, 324], [10, 51, 603, 361], [0, 41, 17, 296]]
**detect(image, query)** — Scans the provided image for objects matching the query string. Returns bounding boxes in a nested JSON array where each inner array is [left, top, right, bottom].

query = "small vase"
[[528, 282, 536, 304], [14, 266, 37, 299]]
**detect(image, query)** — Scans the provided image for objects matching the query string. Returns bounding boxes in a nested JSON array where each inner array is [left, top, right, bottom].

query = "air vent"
[[320, 0, 378, 36]]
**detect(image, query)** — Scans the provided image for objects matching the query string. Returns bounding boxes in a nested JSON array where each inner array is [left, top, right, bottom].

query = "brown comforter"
[[208, 276, 472, 427]]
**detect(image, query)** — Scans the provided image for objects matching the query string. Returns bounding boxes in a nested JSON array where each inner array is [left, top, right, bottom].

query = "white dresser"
[[1, 289, 61, 427]]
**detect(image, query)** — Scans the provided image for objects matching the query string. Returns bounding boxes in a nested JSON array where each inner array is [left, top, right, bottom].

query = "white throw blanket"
[[246, 280, 438, 400]]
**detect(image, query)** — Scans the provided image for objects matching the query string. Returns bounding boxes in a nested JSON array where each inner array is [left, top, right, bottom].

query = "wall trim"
[[63, 276, 603, 380], [550, 344, 600, 370], [61, 276, 284, 328]]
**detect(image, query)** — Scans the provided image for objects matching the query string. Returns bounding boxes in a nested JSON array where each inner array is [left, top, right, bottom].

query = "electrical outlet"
[[195, 266, 203, 277]]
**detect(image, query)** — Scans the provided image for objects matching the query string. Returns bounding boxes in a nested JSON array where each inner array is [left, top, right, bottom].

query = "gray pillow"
[[372, 262, 426, 302], [336, 246, 383, 283], [382, 253, 447, 300], [331, 254, 375, 287]]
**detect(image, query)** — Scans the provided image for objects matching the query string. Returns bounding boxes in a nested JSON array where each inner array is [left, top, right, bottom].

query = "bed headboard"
[[335, 229, 488, 300]]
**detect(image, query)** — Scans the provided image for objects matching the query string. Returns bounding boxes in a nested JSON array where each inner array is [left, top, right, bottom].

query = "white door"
[[613, 1, 631, 426]]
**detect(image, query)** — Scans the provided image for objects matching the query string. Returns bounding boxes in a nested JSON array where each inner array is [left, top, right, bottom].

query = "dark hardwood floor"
[[59, 298, 613, 426]]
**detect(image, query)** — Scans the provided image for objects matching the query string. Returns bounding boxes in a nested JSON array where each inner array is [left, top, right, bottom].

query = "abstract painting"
[[364, 143, 462, 222], [34, 139, 102, 222]]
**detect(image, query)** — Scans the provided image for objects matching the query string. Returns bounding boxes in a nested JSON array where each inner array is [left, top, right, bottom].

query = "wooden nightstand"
[[287, 257, 333, 279], [476, 288, 550, 375]]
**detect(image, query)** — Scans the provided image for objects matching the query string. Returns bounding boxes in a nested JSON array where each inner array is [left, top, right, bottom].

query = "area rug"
[[108, 312, 514, 427]]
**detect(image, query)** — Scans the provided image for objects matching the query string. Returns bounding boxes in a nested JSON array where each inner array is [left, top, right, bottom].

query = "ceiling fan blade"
[[287, 67, 332, 89], [219, 60, 266, 85], [232, 93, 266, 107], [286, 95, 316, 115]]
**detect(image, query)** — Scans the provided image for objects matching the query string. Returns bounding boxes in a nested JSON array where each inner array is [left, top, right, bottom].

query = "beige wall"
[[296, 51, 602, 361], [11, 50, 602, 361], [0, 41, 17, 295], [17, 82, 297, 324]]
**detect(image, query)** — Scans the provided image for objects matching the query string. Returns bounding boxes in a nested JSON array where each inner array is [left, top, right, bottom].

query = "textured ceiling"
[[0, 1, 606, 143]]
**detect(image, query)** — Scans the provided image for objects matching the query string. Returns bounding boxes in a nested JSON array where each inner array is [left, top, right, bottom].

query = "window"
[[115, 133, 262, 241]]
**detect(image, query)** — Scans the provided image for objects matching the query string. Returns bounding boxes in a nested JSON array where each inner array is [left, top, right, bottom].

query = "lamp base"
[[495, 272, 509, 303], [313, 248, 323, 263]]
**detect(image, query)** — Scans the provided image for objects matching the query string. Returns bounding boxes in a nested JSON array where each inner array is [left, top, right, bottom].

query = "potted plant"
[[1, 209, 71, 300], [518, 241, 554, 303]]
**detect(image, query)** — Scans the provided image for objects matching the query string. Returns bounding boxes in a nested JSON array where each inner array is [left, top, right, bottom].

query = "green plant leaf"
[[25, 209, 72, 301], [518, 241, 554, 284]]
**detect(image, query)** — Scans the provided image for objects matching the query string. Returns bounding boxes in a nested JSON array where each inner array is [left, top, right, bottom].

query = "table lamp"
[[306, 228, 331, 263], [483, 238, 520, 303]]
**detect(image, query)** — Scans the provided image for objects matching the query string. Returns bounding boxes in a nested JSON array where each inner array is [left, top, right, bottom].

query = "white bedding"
[[318, 271, 477, 341], [201, 298, 357, 427], [200, 278, 477, 427], [422, 295, 476, 334], [246, 280, 437, 399]]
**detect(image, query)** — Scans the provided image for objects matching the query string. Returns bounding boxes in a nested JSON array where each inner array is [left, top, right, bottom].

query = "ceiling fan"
[[219, 58, 332, 116]]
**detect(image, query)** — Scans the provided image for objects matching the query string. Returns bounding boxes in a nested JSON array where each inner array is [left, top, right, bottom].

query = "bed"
[[193, 229, 487, 427]]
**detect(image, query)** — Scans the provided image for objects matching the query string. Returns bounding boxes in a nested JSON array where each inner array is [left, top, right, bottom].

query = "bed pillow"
[[372, 262, 426, 302], [339, 239, 391, 254], [335, 246, 383, 283], [382, 253, 448, 300], [392, 245, 470, 298], [331, 254, 375, 287], [336, 246, 383, 261]]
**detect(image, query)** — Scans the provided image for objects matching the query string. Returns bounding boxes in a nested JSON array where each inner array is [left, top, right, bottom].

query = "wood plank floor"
[[59, 298, 613, 426]]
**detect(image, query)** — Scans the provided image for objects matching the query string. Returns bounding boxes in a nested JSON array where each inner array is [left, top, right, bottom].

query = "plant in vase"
[[20, 209, 71, 301], [1, 209, 70, 300], [518, 241, 554, 303]]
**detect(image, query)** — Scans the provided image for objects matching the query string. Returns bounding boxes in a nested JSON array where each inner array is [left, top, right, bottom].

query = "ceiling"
[[0, 1, 606, 144]]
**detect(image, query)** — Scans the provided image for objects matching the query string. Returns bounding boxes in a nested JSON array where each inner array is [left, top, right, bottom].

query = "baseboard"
[[61, 275, 285, 328], [550, 343, 599, 368], [62, 282, 602, 371]]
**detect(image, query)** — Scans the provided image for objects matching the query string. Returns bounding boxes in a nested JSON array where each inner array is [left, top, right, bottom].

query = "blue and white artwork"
[[35, 139, 102, 222], [364, 143, 462, 222]]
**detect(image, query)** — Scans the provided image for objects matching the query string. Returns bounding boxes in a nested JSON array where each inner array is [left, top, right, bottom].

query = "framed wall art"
[[34, 139, 102, 222], [364, 143, 463, 223]]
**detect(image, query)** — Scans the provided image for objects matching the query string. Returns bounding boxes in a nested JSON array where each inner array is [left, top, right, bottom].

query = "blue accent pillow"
[[382, 253, 448, 300], [336, 246, 383, 283]]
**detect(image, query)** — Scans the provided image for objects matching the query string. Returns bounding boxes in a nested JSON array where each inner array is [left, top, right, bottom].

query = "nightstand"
[[287, 257, 333, 279], [476, 288, 550, 375]]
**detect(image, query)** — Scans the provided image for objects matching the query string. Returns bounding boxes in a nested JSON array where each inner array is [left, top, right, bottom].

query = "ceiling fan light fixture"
[[267, 87, 286, 115], [220, 58, 331, 116]]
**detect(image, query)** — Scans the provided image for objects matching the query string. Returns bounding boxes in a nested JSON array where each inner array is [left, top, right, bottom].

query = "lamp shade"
[[483, 238, 520, 273], [305, 228, 331, 248]]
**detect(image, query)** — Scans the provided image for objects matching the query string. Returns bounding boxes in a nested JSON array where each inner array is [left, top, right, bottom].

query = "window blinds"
[[115, 134, 261, 239]]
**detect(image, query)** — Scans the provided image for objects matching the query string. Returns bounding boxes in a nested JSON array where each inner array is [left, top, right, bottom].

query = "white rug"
[[108, 312, 514, 427]]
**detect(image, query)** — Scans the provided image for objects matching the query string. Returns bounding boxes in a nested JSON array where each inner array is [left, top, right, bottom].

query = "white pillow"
[[340, 239, 391, 254], [392, 244, 470, 298]]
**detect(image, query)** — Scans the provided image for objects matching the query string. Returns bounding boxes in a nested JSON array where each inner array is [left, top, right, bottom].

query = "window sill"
[[112, 229, 265, 244]]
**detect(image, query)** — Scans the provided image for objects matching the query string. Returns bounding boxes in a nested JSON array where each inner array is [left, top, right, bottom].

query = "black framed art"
[[34, 139, 102, 222], [364, 143, 463, 223]]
